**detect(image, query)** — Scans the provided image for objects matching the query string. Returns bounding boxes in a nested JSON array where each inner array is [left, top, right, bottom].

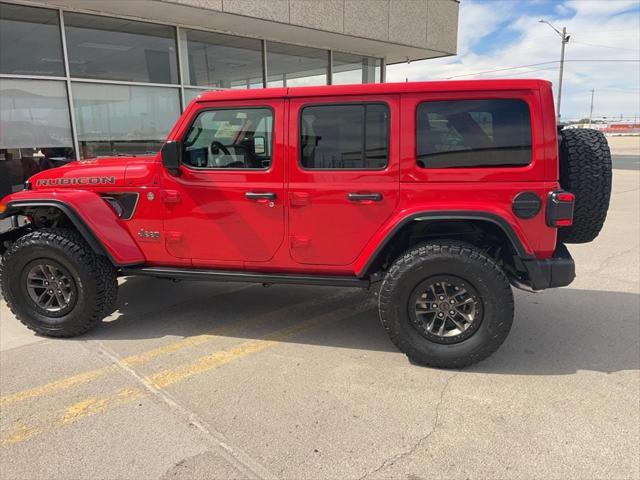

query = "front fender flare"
[[1, 190, 144, 266]]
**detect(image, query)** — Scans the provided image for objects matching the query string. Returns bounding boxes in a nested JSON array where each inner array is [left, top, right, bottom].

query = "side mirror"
[[254, 135, 266, 155], [161, 141, 182, 176]]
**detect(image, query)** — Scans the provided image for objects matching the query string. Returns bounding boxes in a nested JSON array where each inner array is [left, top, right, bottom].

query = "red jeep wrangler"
[[0, 80, 612, 368]]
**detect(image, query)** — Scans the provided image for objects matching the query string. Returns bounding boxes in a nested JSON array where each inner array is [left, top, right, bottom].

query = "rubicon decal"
[[36, 177, 116, 187]]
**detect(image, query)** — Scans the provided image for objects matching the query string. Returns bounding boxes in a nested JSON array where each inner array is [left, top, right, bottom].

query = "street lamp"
[[539, 19, 570, 120]]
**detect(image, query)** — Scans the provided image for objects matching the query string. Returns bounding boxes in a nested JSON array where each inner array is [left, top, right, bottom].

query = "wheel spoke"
[[459, 311, 473, 323], [44, 294, 54, 308], [437, 318, 446, 336], [426, 315, 436, 331], [448, 315, 466, 331], [455, 297, 474, 307], [453, 288, 467, 298], [54, 291, 66, 307], [429, 284, 437, 299]]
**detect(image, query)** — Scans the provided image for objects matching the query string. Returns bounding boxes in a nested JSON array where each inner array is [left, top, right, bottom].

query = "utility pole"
[[539, 20, 570, 120], [588, 89, 595, 128]]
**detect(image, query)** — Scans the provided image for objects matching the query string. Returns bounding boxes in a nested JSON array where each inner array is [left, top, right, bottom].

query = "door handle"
[[245, 192, 276, 201], [347, 192, 383, 202]]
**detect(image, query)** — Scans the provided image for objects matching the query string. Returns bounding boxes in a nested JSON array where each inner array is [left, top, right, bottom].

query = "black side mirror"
[[161, 141, 182, 176]]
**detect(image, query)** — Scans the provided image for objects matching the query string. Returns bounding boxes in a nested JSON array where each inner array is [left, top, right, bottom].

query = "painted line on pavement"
[[0, 290, 353, 407], [1, 299, 374, 446]]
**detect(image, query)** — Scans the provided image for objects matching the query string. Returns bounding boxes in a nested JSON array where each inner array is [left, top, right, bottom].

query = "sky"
[[387, 0, 640, 121]]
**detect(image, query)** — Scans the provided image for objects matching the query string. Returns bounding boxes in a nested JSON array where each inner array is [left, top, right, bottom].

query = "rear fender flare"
[[357, 211, 533, 277]]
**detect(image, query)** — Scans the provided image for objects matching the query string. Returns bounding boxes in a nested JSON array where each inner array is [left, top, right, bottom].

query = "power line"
[[571, 40, 640, 52], [445, 61, 559, 79], [445, 59, 640, 79]]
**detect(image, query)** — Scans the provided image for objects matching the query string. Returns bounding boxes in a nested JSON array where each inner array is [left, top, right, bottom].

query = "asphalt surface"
[[1, 155, 639, 479]]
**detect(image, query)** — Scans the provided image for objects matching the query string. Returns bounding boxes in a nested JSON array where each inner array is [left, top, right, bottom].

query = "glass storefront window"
[[0, 3, 65, 76], [0, 78, 74, 195], [332, 52, 381, 85], [72, 83, 180, 158], [64, 12, 179, 84], [180, 29, 264, 88], [266, 42, 327, 87]]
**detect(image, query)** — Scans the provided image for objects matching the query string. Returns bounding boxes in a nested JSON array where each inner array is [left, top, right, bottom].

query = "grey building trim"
[[11, 0, 458, 62], [262, 40, 268, 88], [58, 8, 80, 161], [175, 25, 187, 110]]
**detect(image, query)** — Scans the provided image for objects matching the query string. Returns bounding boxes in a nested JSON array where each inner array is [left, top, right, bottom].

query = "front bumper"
[[522, 243, 575, 290]]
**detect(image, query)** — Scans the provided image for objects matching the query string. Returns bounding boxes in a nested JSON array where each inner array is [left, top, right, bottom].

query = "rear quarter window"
[[416, 99, 532, 168]]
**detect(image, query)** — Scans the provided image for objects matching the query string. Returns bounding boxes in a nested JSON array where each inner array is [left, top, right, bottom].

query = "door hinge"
[[161, 190, 181, 204], [165, 231, 183, 244], [289, 192, 311, 207], [290, 236, 311, 248]]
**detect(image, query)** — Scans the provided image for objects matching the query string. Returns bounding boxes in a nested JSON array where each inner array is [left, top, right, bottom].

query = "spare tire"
[[558, 128, 612, 244]]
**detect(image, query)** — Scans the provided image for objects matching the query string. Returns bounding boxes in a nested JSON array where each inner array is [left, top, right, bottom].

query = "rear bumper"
[[522, 243, 575, 290]]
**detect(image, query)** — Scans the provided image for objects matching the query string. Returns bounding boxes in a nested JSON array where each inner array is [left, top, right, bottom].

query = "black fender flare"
[[359, 211, 533, 277], [1, 200, 114, 264]]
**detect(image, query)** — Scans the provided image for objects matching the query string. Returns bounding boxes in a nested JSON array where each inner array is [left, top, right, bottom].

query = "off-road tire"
[[0, 228, 117, 337], [558, 128, 612, 243], [378, 242, 514, 368]]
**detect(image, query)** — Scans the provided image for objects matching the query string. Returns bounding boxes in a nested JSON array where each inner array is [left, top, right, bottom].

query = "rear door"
[[287, 96, 399, 266]]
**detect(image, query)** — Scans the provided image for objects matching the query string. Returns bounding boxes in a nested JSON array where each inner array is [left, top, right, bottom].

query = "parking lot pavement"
[[1, 166, 639, 480]]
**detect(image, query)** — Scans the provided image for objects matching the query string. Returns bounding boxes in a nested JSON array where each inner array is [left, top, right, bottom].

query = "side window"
[[182, 107, 273, 169], [300, 103, 389, 169], [416, 99, 531, 168]]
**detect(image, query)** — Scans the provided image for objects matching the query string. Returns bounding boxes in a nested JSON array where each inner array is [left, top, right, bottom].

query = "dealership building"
[[0, 0, 459, 197]]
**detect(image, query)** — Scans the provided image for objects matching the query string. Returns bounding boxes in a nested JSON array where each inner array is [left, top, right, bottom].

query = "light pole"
[[539, 19, 570, 120], [588, 88, 595, 128]]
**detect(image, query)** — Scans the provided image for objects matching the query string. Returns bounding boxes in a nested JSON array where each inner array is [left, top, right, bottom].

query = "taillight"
[[546, 190, 575, 227]]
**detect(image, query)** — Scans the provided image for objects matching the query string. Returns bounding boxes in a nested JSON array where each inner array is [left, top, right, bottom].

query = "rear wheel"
[[378, 242, 513, 368], [0, 229, 117, 337]]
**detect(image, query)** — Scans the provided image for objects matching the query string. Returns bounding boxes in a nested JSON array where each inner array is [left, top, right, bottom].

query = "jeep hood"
[[28, 155, 158, 189]]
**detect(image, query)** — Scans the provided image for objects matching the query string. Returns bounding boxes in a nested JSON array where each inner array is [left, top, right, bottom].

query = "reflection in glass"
[[0, 79, 74, 197], [332, 52, 381, 85], [180, 29, 264, 88], [300, 104, 388, 169], [0, 3, 64, 76], [72, 83, 180, 158], [183, 108, 273, 169], [64, 12, 178, 84], [416, 99, 532, 168], [266, 42, 327, 87]]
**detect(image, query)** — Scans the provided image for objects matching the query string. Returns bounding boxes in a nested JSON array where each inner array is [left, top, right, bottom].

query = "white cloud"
[[387, 0, 640, 120]]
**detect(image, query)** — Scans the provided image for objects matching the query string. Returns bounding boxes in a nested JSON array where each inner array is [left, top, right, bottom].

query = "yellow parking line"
[[148, 312, 342, 389], [1, 387, 145, 446], [1, 299, 373, 446], [0, 291, 351, 408]]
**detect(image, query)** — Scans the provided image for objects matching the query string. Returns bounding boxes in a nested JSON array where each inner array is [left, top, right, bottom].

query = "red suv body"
[[2, 80, 607, 367]]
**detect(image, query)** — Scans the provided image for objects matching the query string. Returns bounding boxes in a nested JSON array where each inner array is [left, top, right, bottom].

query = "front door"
[[163, 100, 285, 264], [288, 96, 399, 266]]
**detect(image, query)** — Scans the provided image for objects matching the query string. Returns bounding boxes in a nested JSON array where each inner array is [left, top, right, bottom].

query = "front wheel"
[[378, 242, 514, 368], [0, 229, 117, 337]]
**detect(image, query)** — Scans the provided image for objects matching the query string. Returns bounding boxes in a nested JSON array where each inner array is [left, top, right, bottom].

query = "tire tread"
[[0, 228, 117, 337], [378, 241, 513, 368]]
